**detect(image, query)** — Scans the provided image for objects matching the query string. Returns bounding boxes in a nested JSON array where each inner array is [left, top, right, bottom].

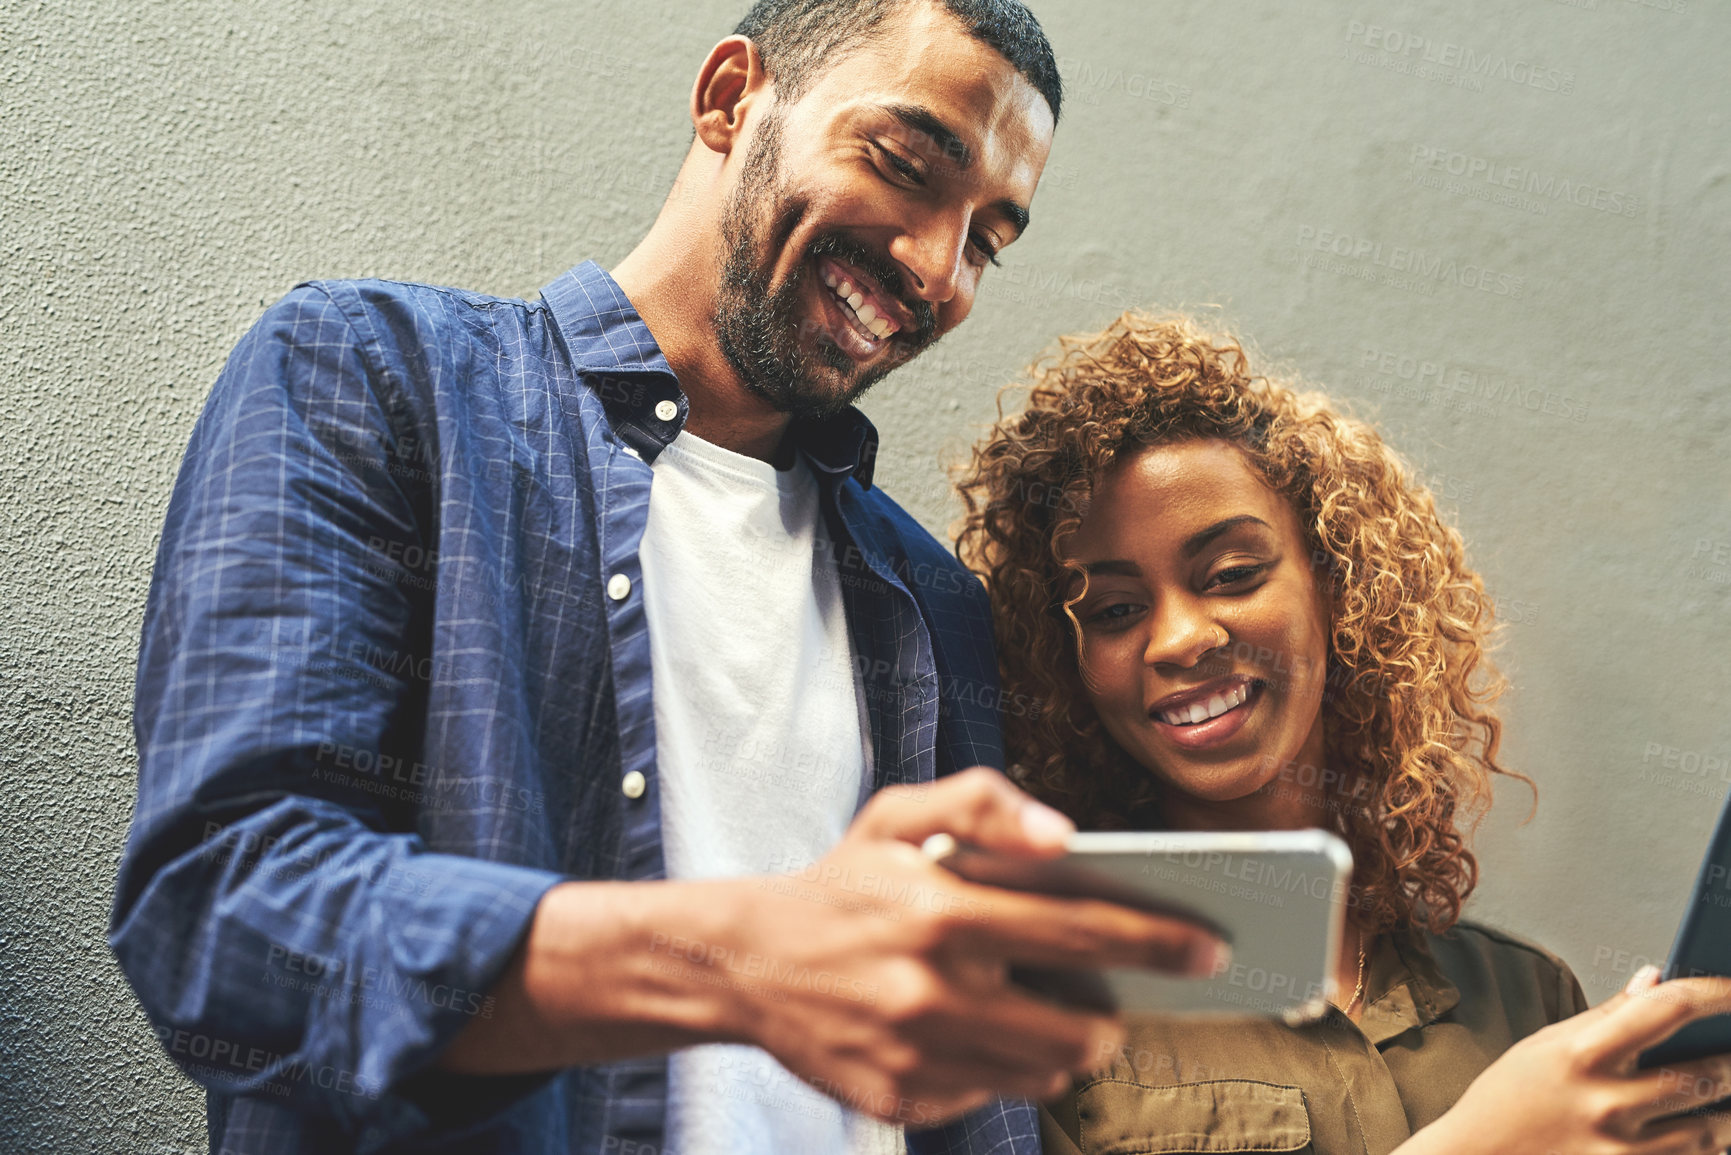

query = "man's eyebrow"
[[884, 103, 973, 168], [1181, 515, 1273, 560], [993, 198, 1031, 238], [880, 103, 1032, 239]]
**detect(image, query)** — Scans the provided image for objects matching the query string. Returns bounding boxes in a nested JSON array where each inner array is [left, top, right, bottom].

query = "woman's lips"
[[1151, 681, 1262, 750]]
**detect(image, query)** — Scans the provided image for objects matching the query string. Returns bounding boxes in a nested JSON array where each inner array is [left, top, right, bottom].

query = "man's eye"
[[877, 145, 925, 186], [969, 234, 1003, 268]]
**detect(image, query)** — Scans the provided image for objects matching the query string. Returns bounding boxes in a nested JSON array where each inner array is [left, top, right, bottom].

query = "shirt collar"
[[541, 259, 678, 378], [1357, 925, 1463, 1046], [540, 260, 879, 488]]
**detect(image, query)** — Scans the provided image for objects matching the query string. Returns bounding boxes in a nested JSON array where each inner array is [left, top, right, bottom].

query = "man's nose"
[[888, 210, 970, 308]]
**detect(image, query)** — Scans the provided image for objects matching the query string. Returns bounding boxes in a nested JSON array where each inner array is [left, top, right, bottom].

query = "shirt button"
[[607, 573, 631, 601], [621, 770, 646, 799], [654, 399, 678, 422]]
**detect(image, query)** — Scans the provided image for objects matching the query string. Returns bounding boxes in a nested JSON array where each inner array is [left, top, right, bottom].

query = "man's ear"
[[691, 35, 770, 155]]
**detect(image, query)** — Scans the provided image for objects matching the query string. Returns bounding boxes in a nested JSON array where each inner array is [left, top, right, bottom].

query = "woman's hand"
[[1402, 966, 1731, 1155]]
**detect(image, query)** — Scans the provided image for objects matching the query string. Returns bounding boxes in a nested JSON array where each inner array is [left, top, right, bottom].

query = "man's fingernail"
[[1019, 799, 1074, 845], [1192, 938, 1231, 977], [920, 832, 958, 861], [1088, 1022, 1126, 1068], [1625, 964, 1662, 994]]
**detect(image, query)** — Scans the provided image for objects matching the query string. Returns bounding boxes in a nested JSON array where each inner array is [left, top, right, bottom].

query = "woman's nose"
[[1144, 599, 1224, 669]]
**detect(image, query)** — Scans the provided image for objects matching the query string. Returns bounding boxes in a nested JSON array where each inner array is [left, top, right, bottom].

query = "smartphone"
[[1639, 792, 1731, 1069], [930, 829, 1353, 1021]]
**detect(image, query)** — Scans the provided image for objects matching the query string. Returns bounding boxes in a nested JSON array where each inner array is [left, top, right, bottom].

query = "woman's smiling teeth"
[[820, 266, 898, 340], [1156, 682, 1253, 726]]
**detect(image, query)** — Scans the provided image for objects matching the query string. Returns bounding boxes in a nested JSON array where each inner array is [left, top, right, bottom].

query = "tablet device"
[[1638, 790, 1731, 1069], [931, 829, 1353, 1021]]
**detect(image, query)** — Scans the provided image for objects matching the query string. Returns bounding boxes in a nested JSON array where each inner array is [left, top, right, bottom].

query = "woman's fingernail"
[[1625, 964, 1662, 994], [1019, 799, 1074, 845]]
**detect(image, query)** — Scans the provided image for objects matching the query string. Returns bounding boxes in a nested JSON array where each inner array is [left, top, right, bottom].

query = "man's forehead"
[[802, 6, 1055, 171]]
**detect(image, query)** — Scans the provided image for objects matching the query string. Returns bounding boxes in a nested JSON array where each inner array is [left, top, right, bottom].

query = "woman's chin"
[[1151, 764, 1284, 812]]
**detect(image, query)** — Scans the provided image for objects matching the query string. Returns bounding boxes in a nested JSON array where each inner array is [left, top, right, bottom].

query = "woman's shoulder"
[[1419, 917, 1591, 1020], [1434, 918, 1576, 972]]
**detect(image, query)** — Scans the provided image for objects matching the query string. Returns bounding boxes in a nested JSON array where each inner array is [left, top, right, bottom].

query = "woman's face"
[[1063, 439, 1333, 827]]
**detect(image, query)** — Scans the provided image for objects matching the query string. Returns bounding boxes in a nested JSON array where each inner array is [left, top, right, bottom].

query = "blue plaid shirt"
[[112, 261, 1039, 1154]]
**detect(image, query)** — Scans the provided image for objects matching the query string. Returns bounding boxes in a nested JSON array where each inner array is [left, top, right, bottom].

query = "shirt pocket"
[[1075, 1078, 1313, 1154]]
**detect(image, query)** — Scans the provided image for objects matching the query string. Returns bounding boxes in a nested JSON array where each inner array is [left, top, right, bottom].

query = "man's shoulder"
[[218, 276, 590, 449], [239, 277, 568, 410], [268, 276, 545, 337]]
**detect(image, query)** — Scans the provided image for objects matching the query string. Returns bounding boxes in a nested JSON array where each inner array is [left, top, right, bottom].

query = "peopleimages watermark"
[[153, 1026, 383, 1100], [1341, 20, 1577, 96], [1141, 848, 1347, 905], [308, 740, 546, 814], [1292, 226, 1526, 298], [1591, 943, 1667, 980], [1548, 0, 1688, 15], [697, 725, 862, 791], [1054, 52, 1192, 109], [262, 943, 496, 1019], [1635, 740, 1731, 799], [1252, 756, 1376, 821], [1685, 539, 1731, 585], [756, 855, 993, 924], [646, 933, 880, 1005], [708, 1050, 833, 1121], [987, 259, 1139, 312], [1413, 470, 1477, 506], [1407, 145, 1639, 219], [1356, 344, 1589, 424]]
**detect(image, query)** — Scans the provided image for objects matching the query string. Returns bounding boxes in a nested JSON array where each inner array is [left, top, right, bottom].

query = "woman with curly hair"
[[955, 311, 1731, 1155]]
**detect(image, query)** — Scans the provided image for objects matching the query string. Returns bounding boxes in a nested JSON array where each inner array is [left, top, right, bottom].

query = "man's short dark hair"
[[733, 0, 1062, 124]]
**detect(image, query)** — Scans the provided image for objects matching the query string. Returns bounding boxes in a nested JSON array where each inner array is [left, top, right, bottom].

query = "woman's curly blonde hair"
[[954, 311, 1530, 934]]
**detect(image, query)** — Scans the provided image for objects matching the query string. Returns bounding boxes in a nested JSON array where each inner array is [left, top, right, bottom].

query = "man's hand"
[[708, 767, 1227, 1126], [440, 767, 1225, 1129]]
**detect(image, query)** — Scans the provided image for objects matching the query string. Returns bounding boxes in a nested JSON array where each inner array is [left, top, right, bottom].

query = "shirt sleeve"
[[906, 1096, 1042, 1155], [109, 284, 565, 1144]]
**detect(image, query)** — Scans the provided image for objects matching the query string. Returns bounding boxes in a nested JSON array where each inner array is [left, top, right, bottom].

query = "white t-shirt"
[[639, 429, 901, 1155]]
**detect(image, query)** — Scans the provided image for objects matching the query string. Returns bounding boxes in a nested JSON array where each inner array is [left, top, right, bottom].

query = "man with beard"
[[110, 2, 1224, 1153]]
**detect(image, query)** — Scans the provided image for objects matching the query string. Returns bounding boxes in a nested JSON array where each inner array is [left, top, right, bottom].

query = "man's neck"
[[610, 235, 793, 465]]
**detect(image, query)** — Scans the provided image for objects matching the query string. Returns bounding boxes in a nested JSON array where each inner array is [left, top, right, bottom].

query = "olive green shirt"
[[1041, 920, 1588, 1155]]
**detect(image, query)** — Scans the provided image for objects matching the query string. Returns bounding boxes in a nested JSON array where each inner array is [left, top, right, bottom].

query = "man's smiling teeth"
[[1157, 682, 1252, 726], [820, 267, 897, 340]]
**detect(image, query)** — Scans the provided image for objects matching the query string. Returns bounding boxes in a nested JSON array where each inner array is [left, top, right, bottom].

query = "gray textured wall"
[[2, 0, 1726, 1150]]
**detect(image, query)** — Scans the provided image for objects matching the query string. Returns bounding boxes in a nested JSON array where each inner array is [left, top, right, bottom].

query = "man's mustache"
[[805, 233, 937, 347]]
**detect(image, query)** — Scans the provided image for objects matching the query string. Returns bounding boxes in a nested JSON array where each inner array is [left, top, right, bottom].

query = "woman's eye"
[[1084, 602, 1143, 628], [1208, 563, 1266, 589]]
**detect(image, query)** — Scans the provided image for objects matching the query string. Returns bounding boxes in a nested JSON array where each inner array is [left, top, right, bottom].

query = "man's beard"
[[714, 109, 938, 422]]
